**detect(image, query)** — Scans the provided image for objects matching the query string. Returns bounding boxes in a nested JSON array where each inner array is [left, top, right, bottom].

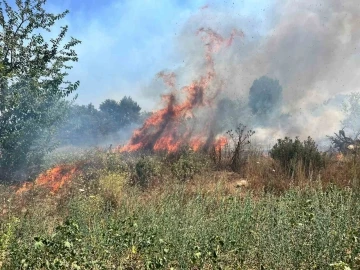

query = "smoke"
[[121, 26, 240, 152], [139, 0, 360, 147], [109, 0, 360, 154]]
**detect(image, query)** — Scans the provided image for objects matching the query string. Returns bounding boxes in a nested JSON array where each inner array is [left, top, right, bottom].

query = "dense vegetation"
[[1, 1, 360, 269], [0, 0, 144, 181], [1, 143, 360, 269], [0, 0, 80, 181], [56, 97, 145, 147]]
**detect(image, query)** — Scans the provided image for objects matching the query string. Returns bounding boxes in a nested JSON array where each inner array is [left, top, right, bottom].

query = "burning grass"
[[1, 147, 360, 269], [16, 164, 78, 195]]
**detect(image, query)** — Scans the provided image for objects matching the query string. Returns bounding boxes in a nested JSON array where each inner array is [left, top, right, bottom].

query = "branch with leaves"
[[0, 0, 81, 181]]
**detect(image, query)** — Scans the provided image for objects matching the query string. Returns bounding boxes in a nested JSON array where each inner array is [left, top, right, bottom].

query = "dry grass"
[[1, 148, 360, 269], [1, 148, 360, 220]]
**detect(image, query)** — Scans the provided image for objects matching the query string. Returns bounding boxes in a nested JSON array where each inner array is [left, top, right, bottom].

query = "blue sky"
[[41, 0, 272, 110]]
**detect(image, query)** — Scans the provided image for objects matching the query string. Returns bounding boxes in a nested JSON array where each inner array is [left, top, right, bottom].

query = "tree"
[[99, 97, 141, 132], [118, 96, 141, 125], [249, 76, 282, 122], [99, 99, 120, 134], [56, 104, 104, 146], [0, 0, 80, 181], [56, 97, 142, 147]]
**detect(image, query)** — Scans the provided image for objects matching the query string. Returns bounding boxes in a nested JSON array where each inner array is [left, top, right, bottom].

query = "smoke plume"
[[123, 0, 360, 151]]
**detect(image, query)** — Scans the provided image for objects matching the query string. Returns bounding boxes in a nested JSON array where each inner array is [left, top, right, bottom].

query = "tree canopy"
[[56, 97, 143, 147], [0, 0, 80, 181], [249, 76, 283, 119], [100, 96, 141, 133]]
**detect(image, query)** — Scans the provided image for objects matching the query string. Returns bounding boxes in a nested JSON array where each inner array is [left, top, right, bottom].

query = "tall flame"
[[120, 28, 242, 153]]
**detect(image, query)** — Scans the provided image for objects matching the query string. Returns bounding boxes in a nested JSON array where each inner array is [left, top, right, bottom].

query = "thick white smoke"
[[139, 0, 360, 148]]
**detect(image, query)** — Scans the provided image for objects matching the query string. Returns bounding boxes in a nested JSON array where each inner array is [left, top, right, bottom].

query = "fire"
[[120, 27, 243, 153], [16, 164, 77, 194], [190, 137, 206, 151], [213, 136, 228, 152]]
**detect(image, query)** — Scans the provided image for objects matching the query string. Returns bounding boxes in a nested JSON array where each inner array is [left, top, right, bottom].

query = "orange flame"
[[189, 137, 206, 151], [214, 136, 228, 152], [16, 164, 77, 194], [120, 27, 243, 153]]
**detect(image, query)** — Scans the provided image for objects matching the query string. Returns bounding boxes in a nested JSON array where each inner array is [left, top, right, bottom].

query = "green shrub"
[[131, 156, 161, 188], [8, 219, 104, 269], [270, 136, 325, 178], [171, 150, 209, 181]]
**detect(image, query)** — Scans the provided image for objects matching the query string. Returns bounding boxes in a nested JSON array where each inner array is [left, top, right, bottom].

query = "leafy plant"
[[171, 149, 208, 181], [270, 136, 325, 178], [0, 0, 81, 181], [131, 156, 161, 188], [0, 217, 19, 268], [13, 219, 104, 269]]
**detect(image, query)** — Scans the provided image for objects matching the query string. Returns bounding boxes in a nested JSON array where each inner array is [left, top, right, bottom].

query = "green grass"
[[1, 148, 360, 269], [2, 182, 360, 269]]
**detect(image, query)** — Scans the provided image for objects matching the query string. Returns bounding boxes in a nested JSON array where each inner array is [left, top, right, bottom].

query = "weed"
[[2, 139, 360, 269]]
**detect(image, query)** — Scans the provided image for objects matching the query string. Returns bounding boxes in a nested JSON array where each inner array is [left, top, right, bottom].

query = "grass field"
[[1, 148, 360, 269]]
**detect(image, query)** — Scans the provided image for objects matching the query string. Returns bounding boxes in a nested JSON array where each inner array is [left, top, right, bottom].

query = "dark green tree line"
[[56, 97, 143, 147]]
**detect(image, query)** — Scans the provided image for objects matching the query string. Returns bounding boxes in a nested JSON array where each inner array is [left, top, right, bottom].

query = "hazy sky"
[[6, 0, 360, 143], [41, 0, 272, 110]]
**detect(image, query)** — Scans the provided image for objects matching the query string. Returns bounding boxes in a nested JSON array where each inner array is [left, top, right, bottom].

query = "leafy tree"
[[118, 96, 141, 126], [57, 97, 143, 147], [249, 76, 282, 121], [57, 104, 104, 146], [99, 97, 141, 133], [0, 0, 80, 181], [99, 99, 120, 134]]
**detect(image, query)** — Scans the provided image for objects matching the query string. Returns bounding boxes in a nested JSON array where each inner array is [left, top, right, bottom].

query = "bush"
[[171, 150, 209, 181], [131, 156, 161, 188], [270, 136, 325, 178]]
